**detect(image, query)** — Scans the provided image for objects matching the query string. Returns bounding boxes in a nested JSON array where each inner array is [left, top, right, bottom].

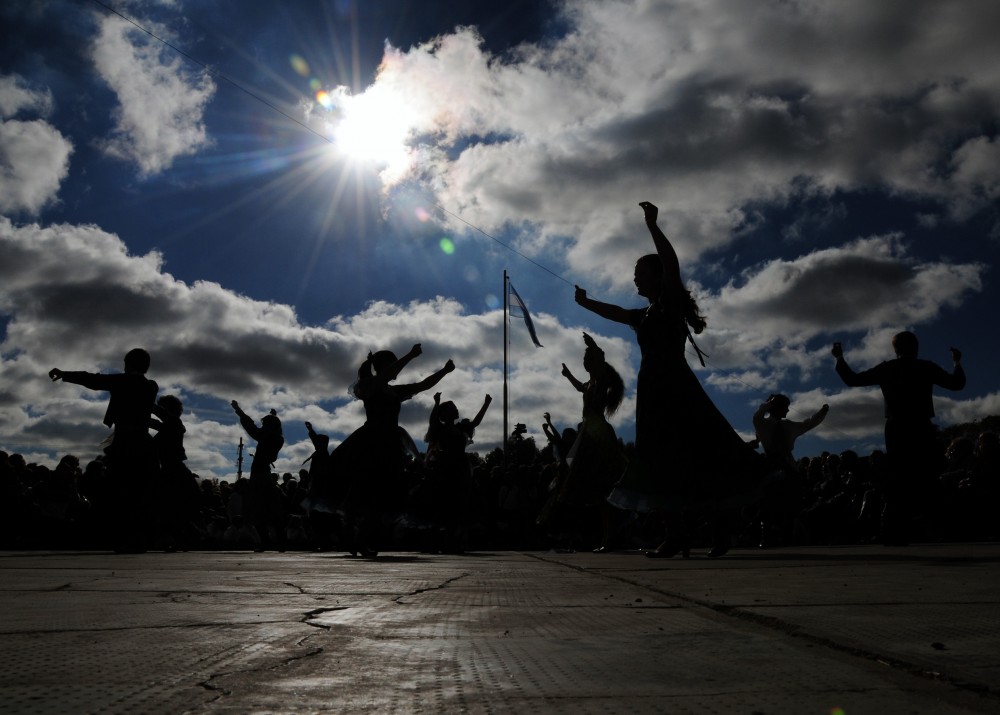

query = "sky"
[[2, 0, 998, 481]]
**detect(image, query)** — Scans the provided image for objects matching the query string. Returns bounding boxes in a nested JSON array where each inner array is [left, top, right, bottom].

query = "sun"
[[327, 84, 416, 180]]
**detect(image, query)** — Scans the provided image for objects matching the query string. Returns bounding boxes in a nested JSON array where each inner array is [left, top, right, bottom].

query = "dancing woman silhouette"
[[574, 201, 765, 557], [418, 391, 492, 551], [540, 333, 627, 551], [333, 343, 455, 556]]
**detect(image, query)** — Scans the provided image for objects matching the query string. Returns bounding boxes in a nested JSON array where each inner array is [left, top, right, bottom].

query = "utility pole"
[[236, 437, 244, 480]]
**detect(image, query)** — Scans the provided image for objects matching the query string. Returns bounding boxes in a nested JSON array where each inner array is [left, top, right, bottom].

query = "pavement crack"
[[302, 606, 350, 629], [393, 572, 471, 604], [197, 675, 231, 700]]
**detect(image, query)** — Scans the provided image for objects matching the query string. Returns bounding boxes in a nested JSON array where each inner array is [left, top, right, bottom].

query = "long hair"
[[582, 332, 625, 418], [599, 363, 626, 419], [682, 289, 707, 335]]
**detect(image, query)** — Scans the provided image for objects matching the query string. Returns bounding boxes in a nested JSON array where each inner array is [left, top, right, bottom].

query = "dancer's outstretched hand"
[[574, 285, 587, 304], [639, 201, 658, 223]]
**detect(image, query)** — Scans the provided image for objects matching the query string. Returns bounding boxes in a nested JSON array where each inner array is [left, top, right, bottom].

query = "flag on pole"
[[508, 281, 543, 347]]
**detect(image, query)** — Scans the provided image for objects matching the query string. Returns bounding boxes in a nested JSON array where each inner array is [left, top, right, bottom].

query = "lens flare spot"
[[485, 293, 500, 310], [830, 709, 846, 715], [316, 91, 334, 110], [290, 55, 310, 77], [309, 77, 322, 92], [463, 265, 480, 282], [439, 238, 455, 255], [415, 206, 431, 222]]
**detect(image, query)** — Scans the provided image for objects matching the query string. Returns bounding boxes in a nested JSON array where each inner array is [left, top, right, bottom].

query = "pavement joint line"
[[0, 619, 294, 636], [527, 551, 1000, 705]]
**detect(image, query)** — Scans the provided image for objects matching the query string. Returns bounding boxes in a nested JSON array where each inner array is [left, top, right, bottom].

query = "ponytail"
[[683, 289, 707, 335]]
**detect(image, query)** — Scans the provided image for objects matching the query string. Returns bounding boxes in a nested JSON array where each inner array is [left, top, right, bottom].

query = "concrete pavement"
[[1, 544, 999, 714]]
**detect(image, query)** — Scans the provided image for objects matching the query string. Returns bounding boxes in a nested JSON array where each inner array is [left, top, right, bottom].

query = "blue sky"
[[2, 0, 998, 479]]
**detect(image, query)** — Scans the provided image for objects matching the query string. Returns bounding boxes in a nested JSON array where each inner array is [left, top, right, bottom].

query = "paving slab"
[[1, 544, 998, 714]]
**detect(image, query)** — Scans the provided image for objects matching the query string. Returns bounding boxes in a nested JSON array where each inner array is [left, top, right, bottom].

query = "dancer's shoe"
[[645, 539, 690, 559]]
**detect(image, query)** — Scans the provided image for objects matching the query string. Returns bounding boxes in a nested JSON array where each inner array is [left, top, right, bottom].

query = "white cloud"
[[0, 74, 53, 118], [90, 13, 215, 176], [0, 119, 73, 215], [0, 75, 72, 215], [694, 235, 985, 372]]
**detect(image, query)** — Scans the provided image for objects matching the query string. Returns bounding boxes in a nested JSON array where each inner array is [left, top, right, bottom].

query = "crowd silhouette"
[[6, 202, 993, 555]]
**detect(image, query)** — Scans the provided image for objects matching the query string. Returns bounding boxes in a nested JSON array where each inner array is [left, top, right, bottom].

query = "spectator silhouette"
[[231, 401, 286, 551], [49, 348, 158, 552], [575, 201, 766, 557], [832, 332, 965, 544], [333, 344, 455, 556]]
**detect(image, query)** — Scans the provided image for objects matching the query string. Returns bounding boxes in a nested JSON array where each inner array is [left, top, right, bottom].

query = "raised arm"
[[402, 359, 456, 397], [831, 342, 872, 387], [938, 347, 966, 391], [231, 400, 262, 441], [428, 392, 442, 428], [802, 404, 830, 431], [574, 285, 633, 325], [542, 412, 559, 444], [470, 394, 492, 428], [561, 363, 585, 392], [382, 343, 423, 382], [639, 201, 682, 289]]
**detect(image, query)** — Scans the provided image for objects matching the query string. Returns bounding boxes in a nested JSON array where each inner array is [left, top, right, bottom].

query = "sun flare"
[[329, 85, 416, 178]]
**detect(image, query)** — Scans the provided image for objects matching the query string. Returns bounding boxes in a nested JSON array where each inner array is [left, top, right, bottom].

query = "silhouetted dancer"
[[416, 391, 492, 552], [49, 348, 158, 552], [301, 420, 345, 551], [575, 201, 766, 558], [539, 333, 627, 552], [832, 333, 965, 545], [333, 344, 455, 557], [231, 401, 286, 551], [753, 394, 829, 473], [752, 394, 828, 546], [540, 412, 571, 465], [150, 395, 200, 550]]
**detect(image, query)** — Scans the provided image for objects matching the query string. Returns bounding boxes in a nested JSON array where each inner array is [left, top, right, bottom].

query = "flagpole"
[[503, 270, 508, 464]]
